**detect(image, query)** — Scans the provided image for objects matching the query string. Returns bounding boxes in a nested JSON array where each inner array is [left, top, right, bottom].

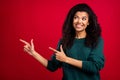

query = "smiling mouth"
[[76, 24, 83, 28]]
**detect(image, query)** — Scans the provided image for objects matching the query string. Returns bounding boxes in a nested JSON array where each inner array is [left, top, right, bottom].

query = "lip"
[[76, 24, 82, 28]]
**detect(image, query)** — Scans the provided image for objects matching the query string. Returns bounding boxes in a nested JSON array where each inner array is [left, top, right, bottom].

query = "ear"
[[87, 22, 89, 25]]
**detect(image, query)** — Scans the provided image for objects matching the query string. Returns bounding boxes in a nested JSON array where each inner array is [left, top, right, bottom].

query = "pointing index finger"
[[49, 47, 59, 53], [20, 39, 30, 46]]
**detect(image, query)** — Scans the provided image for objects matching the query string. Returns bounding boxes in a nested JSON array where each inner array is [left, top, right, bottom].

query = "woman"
[[20, 3, 105, 80]]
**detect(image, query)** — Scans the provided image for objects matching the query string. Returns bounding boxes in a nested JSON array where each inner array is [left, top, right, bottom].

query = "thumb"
[[60, 45, 64, 52], [31, 39, 34, 49]]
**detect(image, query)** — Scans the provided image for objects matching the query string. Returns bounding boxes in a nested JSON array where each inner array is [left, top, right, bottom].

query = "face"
[[73, 11, 89, 33]]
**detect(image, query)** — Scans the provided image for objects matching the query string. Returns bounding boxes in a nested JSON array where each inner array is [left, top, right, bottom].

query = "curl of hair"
[[61, 3, 101, 49]]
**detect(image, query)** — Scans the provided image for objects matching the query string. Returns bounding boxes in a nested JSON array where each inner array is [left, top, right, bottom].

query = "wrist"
[[64, 56, 69, 63], [31, 50, 38, 56]]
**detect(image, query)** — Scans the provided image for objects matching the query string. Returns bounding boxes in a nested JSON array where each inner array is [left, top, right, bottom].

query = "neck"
[[75, 31, 87, 39]]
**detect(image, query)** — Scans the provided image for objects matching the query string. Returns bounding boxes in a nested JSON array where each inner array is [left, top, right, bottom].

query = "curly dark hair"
[[61, 3, 101, 49]]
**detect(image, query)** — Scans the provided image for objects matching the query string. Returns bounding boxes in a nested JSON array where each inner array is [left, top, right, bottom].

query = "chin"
[[75, 29, 84, 32]]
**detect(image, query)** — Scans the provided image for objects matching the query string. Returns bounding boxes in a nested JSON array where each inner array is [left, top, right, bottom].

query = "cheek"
[[73, 20, 76, 26], [73, 23, 75, 28], [73, 19, 78, 23], [84, 22, 89, 29], [84, 21, 89, 26]]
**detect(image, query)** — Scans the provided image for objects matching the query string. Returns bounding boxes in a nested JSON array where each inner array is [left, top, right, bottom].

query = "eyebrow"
[[74, 15, 88, 18], [82, 16, 87, 18]]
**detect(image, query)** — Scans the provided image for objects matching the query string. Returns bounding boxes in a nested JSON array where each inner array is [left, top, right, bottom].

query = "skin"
[[73, 11, 89, 38], [20, 11, 89, 69]]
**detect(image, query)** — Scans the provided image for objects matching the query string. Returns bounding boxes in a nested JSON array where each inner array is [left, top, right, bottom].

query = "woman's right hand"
[[20, 39, 35, 56]]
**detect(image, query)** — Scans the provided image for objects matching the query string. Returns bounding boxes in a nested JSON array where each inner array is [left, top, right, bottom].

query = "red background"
[[0, 0, 120, 80]]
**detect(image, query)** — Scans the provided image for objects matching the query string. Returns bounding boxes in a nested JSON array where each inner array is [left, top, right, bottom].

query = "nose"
[[78, 18, 82, 23]]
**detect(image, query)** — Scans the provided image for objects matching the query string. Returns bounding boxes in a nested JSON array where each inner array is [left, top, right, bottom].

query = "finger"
[[60, 45, 64, 52], [24, 47, 29, 52], [31, 39, 34, 49], [20, 39, 30, 46], [24, 48, 32, 55], [24, 45, 30, 50], [49, 47, 59, 53]]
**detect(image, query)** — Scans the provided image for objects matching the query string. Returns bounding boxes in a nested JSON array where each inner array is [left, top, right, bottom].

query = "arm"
[[32, 51, 48, 67], [49, 45, 83, 69], [20, 39, 48, 67]]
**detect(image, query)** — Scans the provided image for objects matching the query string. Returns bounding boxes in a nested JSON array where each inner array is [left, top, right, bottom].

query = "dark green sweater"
[[47, 37, 105, 80]]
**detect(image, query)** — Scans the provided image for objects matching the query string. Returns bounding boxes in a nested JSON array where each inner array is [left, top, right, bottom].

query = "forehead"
[[74, 11, 89, 17]]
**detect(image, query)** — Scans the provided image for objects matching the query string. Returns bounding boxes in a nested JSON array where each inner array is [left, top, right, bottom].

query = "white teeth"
[[76, 25, 82, 27]]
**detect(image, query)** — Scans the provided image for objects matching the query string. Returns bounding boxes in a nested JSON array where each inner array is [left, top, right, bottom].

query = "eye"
[[74, 16, 79, 19], [82, 17, 87, 21]]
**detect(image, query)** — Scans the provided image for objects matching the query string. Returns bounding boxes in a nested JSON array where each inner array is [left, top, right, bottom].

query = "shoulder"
[[98, 36, 104, 43], [57, 38, 62, 45], [95, 36, 104, 49]]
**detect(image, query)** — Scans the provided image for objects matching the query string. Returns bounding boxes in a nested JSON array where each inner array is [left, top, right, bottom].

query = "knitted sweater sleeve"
[[82, 37, 105, 74], [47, 40, 62, 72]]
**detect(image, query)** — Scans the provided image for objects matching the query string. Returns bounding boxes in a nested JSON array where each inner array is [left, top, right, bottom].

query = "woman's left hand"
[[49, 45, 68, 62]]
